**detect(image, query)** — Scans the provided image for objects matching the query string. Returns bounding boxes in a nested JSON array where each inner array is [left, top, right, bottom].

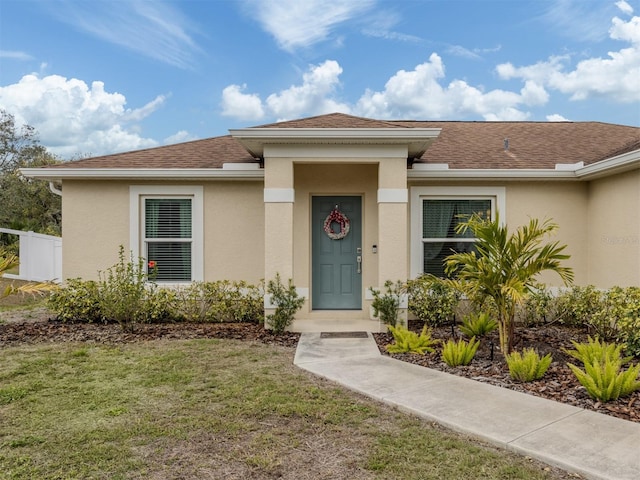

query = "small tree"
[[445, 215, 573, 357]]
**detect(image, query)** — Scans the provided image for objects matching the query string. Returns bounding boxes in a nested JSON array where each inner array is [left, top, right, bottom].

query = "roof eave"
[[575, 148, 640, 180], [19, 168, 265, 182], [408, 169, 579, 181], [229, 127, 442, 158]]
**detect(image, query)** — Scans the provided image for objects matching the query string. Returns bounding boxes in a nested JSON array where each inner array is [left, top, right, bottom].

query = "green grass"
[[0, 339, 567, 479]]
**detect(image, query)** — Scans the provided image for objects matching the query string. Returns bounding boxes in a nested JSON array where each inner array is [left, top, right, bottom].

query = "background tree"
[[445, 214, 574, 357], [0, 110, 61, 242]]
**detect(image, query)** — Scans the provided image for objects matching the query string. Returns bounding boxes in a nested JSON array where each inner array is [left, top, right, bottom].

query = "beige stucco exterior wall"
[[505, 182, 588, 287], [61, 181, 131, 280], [61, 180, 264, 283], [407, 181, 589, 287], [587, 169, 640, 287], [293, 163, 378, 318], [203, 182, 264, 283]]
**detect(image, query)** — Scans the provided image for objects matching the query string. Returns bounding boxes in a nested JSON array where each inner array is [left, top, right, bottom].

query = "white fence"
[[0, 228, 62, 283]]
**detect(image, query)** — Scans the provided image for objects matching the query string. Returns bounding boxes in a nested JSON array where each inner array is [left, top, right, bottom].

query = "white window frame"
[[130, 185, 203, 283], [410, 186, 505, 279]]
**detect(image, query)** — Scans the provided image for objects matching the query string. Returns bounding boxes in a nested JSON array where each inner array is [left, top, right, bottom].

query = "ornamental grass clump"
[[459, 312, 498, 338], [505, 348, 552, 382], [564, 337, 640, 402], [441, 337, 480, 367], [386, 325, 439, 355]]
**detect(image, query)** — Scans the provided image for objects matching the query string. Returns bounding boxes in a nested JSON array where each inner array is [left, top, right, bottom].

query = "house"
[[22, 113, 640, 331]]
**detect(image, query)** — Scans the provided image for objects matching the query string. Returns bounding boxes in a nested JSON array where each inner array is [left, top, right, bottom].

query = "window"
[[422, 199, 491, 277], [144, 198, 192, 281], [130, 186, 203, 283], [410, 187, 505, 278]]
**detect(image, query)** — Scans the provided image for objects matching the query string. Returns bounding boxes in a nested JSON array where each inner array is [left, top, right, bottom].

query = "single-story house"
[[23, 113, 640, 331]]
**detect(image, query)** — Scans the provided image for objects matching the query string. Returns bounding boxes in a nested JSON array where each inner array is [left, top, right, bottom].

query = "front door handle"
[[356, 255, 362, 274]]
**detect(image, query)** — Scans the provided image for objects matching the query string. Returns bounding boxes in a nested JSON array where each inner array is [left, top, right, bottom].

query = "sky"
[[0, 0, 639, 159]]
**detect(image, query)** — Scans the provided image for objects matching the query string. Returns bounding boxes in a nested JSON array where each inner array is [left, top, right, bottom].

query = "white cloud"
[[354, 53, 533, 121], [0, 50, 34, 61], [164, 130, 198, 145], [244, 0, 375, 51], [221, 60, 350, 122], [547, 114, 570, 122], [0, 74, 162, 157], [266, 60, 350, 120], [221, 84, 265, 121], [497, 5, 640, 103], [46, 0, 201, 69]]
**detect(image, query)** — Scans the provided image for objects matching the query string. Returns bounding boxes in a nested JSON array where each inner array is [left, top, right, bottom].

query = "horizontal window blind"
[[144, 197, 193, 282], [147, 242, 192, 282], [145, 199, 192, 239], [422, 198, 492, 277]]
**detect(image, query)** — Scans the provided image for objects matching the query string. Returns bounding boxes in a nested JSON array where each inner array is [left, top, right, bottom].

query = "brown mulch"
[[0, 308, 300, 349], [2, 309, 638, 425], [373, 321, 640, 424]]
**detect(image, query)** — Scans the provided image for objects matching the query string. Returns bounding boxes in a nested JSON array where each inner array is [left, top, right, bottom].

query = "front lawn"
[[0, 338, 571, 479]]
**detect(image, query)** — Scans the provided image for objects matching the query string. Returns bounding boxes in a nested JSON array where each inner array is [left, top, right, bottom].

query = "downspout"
[[49, 182, 62, 196]]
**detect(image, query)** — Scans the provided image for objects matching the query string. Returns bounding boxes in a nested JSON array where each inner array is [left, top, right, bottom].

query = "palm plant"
[[444, 214, 573, 357]]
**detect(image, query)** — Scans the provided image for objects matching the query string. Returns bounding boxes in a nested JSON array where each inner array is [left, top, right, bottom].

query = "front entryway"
[[311, 196, 362, 310]]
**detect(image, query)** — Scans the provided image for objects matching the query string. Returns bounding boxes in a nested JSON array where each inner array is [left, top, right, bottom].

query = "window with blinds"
[[143, 197, 192, 282], [422, 198, 492, 277]]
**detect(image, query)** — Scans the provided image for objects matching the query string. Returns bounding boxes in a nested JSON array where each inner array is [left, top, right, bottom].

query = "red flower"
[[148, 260, 156, 269]]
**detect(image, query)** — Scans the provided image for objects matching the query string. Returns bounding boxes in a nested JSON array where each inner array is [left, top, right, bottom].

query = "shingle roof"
[[44, 113, 640, 171]]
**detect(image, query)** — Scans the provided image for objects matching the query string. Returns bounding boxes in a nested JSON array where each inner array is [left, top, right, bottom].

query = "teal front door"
[[312, 196, 362, 310]]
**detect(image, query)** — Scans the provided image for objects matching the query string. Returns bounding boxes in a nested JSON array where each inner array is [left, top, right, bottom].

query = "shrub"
[[47, 278, 102, 323], [176, 280, 264, 323], [370, 280, 404, 326], [97, 246, 151, 332], [518, 287, 556, 326], [141, 288, 179, 324], [441, 337, 480, 367], [406, 274, 460, 327], [562, 336, 631, 367], [386, 325, 439, 354], [613, 287, 640, 357], [266, 274, 305, 334], [555, 285, 602, 329], [459, 312, 498, 338], [568, 358, 640, 402], [505, 348, 552, 382]]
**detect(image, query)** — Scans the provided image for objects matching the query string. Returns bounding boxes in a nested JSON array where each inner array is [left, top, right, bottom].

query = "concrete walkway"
[[294, 332, 640, 480]]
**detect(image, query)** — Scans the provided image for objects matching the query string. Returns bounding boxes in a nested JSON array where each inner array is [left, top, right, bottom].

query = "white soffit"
[[229, 127, 442, 158]]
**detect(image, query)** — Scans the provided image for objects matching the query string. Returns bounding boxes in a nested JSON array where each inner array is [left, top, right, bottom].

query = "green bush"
[[459, 312, 498, 338], [370, 280, 404, 326], [266, 274, 305, 334], [518, 287, 556, 326], [386, 325, 439, 354], [176, 280, 264, 323], [568, 358, 640, 402], [562, 336, 631, 366], [97, 246, 152, 332], [441, 337, 480, 367], [505, 348, 552, 382], [141, 288, 179, 324], [612, 287, 640, 357], [555, 285, 602, 328], [406, 274, 460, 327], [47, 278, 102, 323]]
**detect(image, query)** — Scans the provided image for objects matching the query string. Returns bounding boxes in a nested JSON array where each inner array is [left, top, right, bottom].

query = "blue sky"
[[1, 0, 639, 158]]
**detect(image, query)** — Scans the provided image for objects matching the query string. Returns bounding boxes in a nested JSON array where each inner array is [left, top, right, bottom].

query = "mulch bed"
[[1, 311, 638, 424], [373, 321, 640, 424]]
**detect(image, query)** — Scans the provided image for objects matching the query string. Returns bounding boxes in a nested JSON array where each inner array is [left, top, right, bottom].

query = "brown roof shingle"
[[44, 113, 640, 171]]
